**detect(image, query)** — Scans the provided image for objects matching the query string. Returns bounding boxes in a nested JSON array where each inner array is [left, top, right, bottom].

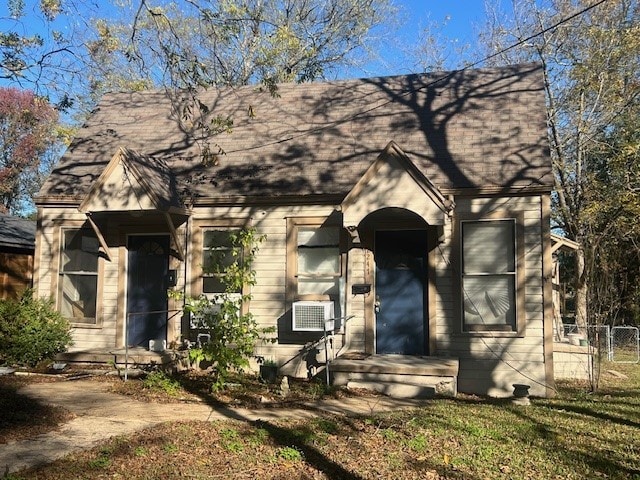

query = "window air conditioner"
[[292, 301, 335, 332]]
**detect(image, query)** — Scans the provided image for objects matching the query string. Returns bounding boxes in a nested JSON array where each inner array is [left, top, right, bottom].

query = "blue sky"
[[400, 0, 487, 38], [359, 0, 491, 76], [0, 0, 494, 92]]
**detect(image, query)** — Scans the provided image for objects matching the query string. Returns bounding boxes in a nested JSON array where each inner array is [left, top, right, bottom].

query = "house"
[[34, 63, 555, 397], [0, 213, 35, 300]]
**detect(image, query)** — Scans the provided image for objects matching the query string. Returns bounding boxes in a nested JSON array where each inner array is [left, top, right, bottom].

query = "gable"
[[341, 142, 452, 228], [82, 157, 154, 212], [79, 147, 184, 214]]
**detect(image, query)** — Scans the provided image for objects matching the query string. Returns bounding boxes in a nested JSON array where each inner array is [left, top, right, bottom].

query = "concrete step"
[[347, 380, 437, 399], [56, 349, 187, 367], [330, 354, 459, 397]]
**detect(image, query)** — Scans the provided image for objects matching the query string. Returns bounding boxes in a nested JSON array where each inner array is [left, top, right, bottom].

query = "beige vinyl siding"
[[193, 204, 344, 374], [345, 246, 368, 353], [36, 189, 550, 396], [434, 194, 548, 396]]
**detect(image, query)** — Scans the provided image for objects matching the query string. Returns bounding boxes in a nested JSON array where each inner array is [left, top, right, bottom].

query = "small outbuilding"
[[0, 213, 35, 299]]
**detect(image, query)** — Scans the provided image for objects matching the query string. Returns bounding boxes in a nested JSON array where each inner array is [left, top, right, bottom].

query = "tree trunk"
[[574, 247, 588, 333]]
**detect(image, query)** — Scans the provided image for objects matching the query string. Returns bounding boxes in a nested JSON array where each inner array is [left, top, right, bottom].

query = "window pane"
[[202, 230, 237, 274], [298, 247, 340, 274], [203, 275, 233, 294], [298, 227, 339, 247], [204, 230, 233, 249], [202, 230, 243, 294], [294, 225, 342, 297], [298, 277, 340, 296], [60, 273, 97, 322], [463, 221, 515, 273], [202, 248, 235, 273], [61, 230, 99, 272], [463, 275, 515, 327]]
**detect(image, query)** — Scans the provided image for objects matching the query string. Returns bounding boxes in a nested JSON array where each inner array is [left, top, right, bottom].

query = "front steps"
[[56, 348, 188, 368], [330, 354, 459, 398]]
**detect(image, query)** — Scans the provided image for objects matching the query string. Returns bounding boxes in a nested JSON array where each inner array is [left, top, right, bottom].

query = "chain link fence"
[[561, 324, 639, 363], [611, 326, 640, 363]]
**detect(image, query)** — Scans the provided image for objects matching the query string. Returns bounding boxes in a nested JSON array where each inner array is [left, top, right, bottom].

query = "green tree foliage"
[[84, 0, 396, 94], [0, 0, 80, 109], [476, 0, 640, 327], [583, 110, 640, 325], [0, 87, 63, 214], [180, 228, 273, 391], [0, 289, 73, 367]]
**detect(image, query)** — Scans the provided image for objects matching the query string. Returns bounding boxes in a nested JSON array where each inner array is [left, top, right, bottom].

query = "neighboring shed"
[[0, 213, 35, 299]]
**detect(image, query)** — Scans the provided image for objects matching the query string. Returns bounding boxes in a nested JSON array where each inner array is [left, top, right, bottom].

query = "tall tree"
[[475, 0, 640, 329], [583, 107, 640, 326], [0, 87, 62, 214], [0, 0, 86, 110], [83, 0, 396, 94]]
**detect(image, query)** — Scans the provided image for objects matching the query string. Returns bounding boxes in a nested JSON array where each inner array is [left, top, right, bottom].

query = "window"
[[287, 217, 344, 302], [297, 226, 340, 297], [461, 219, 517, 332], [202, 230, 240, 295], [59, 229, 99, 324]]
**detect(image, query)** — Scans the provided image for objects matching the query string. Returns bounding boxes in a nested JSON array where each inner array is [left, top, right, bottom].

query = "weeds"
[[162, 443, 178, 453], [6, 363, 640, 479], [406, 433, 428, 452], [276, 446, 303, 462], [142, 371, 181, 396]]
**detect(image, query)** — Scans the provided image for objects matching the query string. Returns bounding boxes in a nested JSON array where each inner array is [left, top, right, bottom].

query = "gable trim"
[[78, 147, 188, 216], [340, 141, 453, 227], [550, 233, 580, 254], [164, 211, 185, 261]]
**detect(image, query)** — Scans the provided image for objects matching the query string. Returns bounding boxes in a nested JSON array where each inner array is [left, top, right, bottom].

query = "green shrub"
[[0, 290, 73, 367]]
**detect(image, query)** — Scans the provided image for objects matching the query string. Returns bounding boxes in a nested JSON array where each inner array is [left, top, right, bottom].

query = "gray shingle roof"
[[0, 214, 35, 250], [38, 63, 552, 204]]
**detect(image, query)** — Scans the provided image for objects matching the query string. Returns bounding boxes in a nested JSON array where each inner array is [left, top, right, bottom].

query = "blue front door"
[[375, 230, 427, 355], [126, 235, 170, 347]]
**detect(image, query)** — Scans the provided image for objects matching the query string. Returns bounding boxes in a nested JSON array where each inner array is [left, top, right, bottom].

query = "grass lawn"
[[3, 362, 640, 480]]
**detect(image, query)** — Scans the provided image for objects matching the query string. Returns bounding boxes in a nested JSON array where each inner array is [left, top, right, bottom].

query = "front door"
[[375, 230, 427, 355], [126, 235, 170, 347]]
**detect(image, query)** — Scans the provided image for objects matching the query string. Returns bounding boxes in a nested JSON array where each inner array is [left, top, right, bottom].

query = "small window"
[[296, 226, 340, 297], [59, 229, 99, 324], [202, 230, 240, 295], [461, 219, 517, 332]]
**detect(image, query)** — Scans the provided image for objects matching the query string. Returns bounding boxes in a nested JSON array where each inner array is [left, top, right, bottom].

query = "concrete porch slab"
[[56, 348, 188, 367], [330, 354, 459, 397], [330, 354, 459, 376]]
